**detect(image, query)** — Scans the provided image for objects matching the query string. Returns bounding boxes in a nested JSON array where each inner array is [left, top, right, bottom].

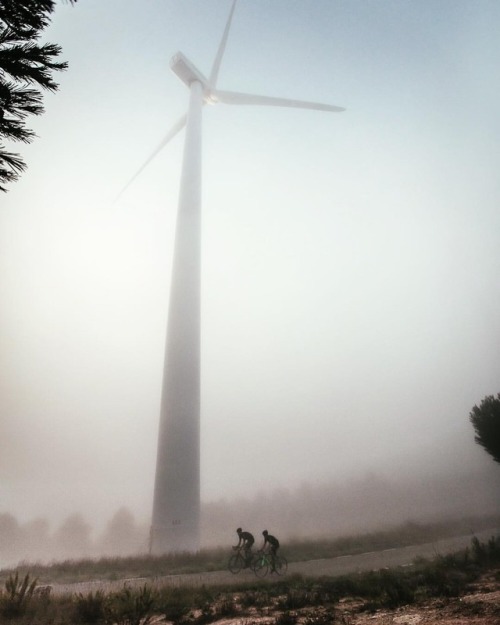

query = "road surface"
[[51, 526, 499, 596]]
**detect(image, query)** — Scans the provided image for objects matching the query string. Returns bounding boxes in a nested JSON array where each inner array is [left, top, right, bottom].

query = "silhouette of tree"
[[470, 393, 500, 464], [0, 0, 76, 191], [23, 517, 51, 560], [54, 513, 92, 558], [0, 513, 22, 562], [99, 507, 146, 556]]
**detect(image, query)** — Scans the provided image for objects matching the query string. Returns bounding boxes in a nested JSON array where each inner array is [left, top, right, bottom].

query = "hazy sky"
[[1, 0, 500, 529]]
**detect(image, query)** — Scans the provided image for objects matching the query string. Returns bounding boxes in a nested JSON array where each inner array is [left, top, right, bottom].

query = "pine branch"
[[0, 116, 37, 143], [1, 81, 44, 119], [0, 1, 54, 36], [0, 0, 76, 191], [0, 41, 67, 90], [0, 145, 26, 191]]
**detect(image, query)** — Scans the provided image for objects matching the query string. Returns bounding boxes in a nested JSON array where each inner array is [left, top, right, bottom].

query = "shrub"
[[73, 590, 107, 623], [378, 569, 416, 608], [275, 611, 298, 625], [277, 590, 312, 610], [239, 589, 271, 608], [158, 587, 194, 625], [303, 610, 338, 625], [0, 572, 37, 619], [471, 535, 500, 565], [105, 584, 157, 625], [213, 596, 238, 618]]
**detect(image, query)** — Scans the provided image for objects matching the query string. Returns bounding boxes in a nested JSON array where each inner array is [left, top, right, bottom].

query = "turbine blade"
[[208, 0, 237, 88], [213, 90, 345, 112], [114, 114, 187, 202]]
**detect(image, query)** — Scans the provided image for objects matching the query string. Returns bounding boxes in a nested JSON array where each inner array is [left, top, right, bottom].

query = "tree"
[[469, 393, 500, 464], [54, 513, 92, 558], [0, 513, 22, 563], [0, 0, 76, 191], [23, 517, 51, 560], [99, 507, 146, 556]]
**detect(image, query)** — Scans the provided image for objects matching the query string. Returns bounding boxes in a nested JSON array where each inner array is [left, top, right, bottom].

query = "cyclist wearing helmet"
[[262, 530, 280, 571], [234, 527, 255, 566]]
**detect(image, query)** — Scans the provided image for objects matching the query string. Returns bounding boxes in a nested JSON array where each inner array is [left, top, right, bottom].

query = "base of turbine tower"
[[149, 523, 200, 555]]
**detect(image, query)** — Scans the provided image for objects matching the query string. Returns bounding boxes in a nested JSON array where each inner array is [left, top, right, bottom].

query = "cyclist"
[[234, 527, 255, 566], [261, 530, 280, 571]]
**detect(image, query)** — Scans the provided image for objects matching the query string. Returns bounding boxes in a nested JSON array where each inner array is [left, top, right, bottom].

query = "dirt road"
[[51, 527, 499, 596]]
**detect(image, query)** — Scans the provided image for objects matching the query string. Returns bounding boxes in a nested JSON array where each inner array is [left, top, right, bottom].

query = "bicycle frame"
[[227, 545, 253, 574], [251, 550, 288, 577]]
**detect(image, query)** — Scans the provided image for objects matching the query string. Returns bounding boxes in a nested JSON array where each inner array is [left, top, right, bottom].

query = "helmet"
[[236, 527, 242, 533], [262, 530, 268, 536]]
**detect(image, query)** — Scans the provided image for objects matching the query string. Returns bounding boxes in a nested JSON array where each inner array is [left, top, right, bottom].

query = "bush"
[[277, 590, 314, 610], [275, 611, 298, 625], [378, 569, 416, 608], [105, 584, 157, 625], [0, 572, 37, 619], [471, 535, 500, 565], [73, 590, 107, 623], [303, 610, 338, 625], [213, 596, 238, 618], [158, 587, 194, 625]]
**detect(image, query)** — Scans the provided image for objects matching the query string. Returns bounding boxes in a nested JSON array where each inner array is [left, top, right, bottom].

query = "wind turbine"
[[121, 0, 345, 554]]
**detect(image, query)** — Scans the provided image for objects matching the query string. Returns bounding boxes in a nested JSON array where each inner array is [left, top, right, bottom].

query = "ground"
[[344, 570, 500, 624], [145, 569, 500, 625]]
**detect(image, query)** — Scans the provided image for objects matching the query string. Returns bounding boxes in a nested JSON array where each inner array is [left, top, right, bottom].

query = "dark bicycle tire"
[[228, 552, 245, 574], [274, 555, 288, 575], [252, 553, 269, 578]]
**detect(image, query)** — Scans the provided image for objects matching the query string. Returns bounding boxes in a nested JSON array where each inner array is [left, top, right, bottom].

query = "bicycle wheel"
[[252, 553, 269, 578], [228, 552, 244, 574], [274, 555, 288, 575]]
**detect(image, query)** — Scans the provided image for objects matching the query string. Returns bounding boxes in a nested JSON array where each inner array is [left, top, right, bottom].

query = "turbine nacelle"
[[170, 52, 221, 106], [116, 1, 344, 204], [170, 52, 209, 90], [169, 51, 345, 113]]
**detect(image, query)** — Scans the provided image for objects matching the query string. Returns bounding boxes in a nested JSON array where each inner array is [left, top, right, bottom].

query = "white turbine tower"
[[121, 0, 344, 554]]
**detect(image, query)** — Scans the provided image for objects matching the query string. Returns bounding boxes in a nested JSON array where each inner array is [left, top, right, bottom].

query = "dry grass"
[[1, 536, 499, 624]]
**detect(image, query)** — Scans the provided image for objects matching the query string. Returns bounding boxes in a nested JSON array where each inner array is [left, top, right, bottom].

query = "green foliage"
[[0, 0, 76, 191], [469, 393, 500, 463], [0, 537, 499, 623], [0, 572, 37, 619], [105, 584, 157, 625], [277, 589, 316, 610], [417, 560, 468, 598], [377, 569, 416, 608], [212, 596, 238, 619], [158, 586, 213, 625], [160, 598, 189, 624], [73, 590, 107, 624], [239, 588, 271, 608], [283, 517, 498, 564], [2, 516, 499, 588], [471, 534, 500, 565]]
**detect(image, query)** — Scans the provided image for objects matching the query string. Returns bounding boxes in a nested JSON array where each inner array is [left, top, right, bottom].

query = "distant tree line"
[[0, 507, 147, 566], [1, 468, 499, 566], [0, 0, 76, 191]]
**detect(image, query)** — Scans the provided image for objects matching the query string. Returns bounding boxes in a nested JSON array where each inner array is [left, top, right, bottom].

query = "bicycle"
[[251, 550, 288, 577], [227, 546, 253, 574]]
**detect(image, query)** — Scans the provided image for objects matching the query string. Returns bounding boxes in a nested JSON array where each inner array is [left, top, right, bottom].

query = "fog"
[[1, 469, 499, 567], [1, 0, 500, 563]]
